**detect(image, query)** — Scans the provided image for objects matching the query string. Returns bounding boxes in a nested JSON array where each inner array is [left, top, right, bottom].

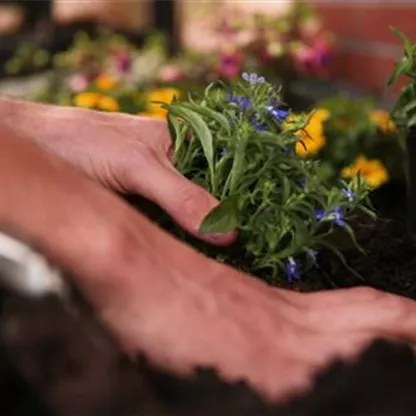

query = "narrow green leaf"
[[199, 195, 240, 234], [317, 240, 364, 281], [167, 114, 184, 155], [164, 103, 215, 191], [408, 113, 416, 127], [390, 26, 413, 57], [229, 133, 248, 194], [403, 100, 416, 114], [179, 102, 231, 134]]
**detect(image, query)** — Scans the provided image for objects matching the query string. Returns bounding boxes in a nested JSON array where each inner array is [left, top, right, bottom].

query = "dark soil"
[[0, 187, 415, 415], [2, 291, 416, 416], [125, 184, 416, 300]]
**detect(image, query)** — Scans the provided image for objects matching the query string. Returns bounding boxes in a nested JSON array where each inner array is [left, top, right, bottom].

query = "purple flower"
[[285, 257, 301, 282], [219, 148, 227, 157], [315, 209, 326, 221], [114, 52, 131, 73], [342, 187, 355, 202], [227, 94, 251, 112], [249, 116, 268, 132], [331, 207, 347, 227], [242, 72, 265, 84], [316, 207, 346, 227], [298, 177, 307, 188], [266, 105, 291, 122]]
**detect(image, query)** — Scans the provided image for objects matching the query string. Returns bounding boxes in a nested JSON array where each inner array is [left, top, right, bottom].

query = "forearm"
[[0, 95, 78, 156], [0, 124, 123, 278]]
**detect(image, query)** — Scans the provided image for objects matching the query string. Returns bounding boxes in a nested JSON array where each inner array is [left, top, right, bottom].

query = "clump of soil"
[[2, 291, 416, 416]]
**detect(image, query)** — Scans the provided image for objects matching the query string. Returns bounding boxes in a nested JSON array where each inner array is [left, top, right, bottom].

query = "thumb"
[[131, 160, 237, 246]]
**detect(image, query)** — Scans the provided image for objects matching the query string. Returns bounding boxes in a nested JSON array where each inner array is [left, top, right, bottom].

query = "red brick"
[[313, 3, 416, 44], [330, 50, 399, 93], [360, 5, 416, 44], [313, 4, 363, 39]]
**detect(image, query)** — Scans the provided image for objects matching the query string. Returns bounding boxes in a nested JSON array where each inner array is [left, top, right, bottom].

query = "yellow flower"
[[295, 109, 330, 157], [97, 96, 120, 112], [370, 109, 396, 133], [342, 155, 389, 189], [73, 92, 119, 112], [144, 88, 182, 118], [73, 92, 101, 109], [95, 73, 118, 91]]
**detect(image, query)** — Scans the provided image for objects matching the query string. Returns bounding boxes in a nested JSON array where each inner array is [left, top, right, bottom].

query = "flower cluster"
[[163, 74, 374, 284], [211, 2, 333, 85], [291, 96, 402, 189]]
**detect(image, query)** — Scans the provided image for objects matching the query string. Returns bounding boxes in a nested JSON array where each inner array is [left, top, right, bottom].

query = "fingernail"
[[205, 231, 237, 245]]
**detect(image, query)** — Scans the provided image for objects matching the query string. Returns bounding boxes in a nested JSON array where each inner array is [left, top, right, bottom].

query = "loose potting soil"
[[125, 186, 416, 300], [0, 189, 416, 415], [1, 290, 416, 416]]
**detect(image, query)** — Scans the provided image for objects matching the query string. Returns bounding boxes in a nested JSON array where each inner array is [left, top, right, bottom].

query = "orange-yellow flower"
[[370, 109, 396, 133], [142, 88, 182, 119], [295, 108, 330, 157], [73, 92, 119, 112], [95, 73, 118, 91], [342, 155, 389, 189], [73, 92, 101, 109], [97, 96, 120, 112]]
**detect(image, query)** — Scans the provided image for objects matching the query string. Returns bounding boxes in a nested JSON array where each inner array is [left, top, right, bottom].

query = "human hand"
[[0, 99, 234, 245], [1, 125, 416, 402]]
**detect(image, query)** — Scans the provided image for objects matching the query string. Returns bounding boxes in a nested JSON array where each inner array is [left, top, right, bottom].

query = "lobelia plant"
[[161, 73, 374, 284]]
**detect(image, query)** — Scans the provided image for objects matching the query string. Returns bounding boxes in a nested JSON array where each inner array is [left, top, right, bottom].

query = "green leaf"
[[390, 26, 413, 57], [167, 114, 184, 154], [164, 103, 216, 192], [199, 195, 240, 234], [403, 100, 416, 114], [316, 240, 364, 281], [408, 113, 416, 127], [179, 102, 231, 134], [255, 131, 286, 147], [388, 59, 411, 86], [229, 133, 249, 194]]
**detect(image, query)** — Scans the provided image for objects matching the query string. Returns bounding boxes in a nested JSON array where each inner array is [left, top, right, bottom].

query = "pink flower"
[[68, 74, 88, 92], [159, 64, 184, 82], [114, 50, 131, 74], [217, 52, 241, 80]]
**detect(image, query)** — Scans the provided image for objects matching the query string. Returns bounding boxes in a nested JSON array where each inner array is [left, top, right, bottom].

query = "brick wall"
[[313, 2, 416, 97]]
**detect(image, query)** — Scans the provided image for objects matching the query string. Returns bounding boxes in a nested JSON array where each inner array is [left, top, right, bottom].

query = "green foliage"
[[163, 75, 374, 283], [316, 95, 403, 182], [389, 27, 416, 130]]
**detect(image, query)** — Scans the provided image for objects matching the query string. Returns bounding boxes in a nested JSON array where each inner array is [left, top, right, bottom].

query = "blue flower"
[[285, 257, 301, 282], [316, 207, 346, 227], [298, 177, 307, 189], [282, 147, 293, 155], [219, 148, 227, 157], [330, 207, 347, 227], [227, 94, 251, 112], [242, 72, 265, 84], [342, 187, 355, 202], [315, 209, 326, 221], [249, 116, 268, 132], [266, 105, 291, 122]]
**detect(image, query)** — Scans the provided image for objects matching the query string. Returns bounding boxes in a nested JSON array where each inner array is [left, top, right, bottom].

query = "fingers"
[[130, 157, 237, 246]]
